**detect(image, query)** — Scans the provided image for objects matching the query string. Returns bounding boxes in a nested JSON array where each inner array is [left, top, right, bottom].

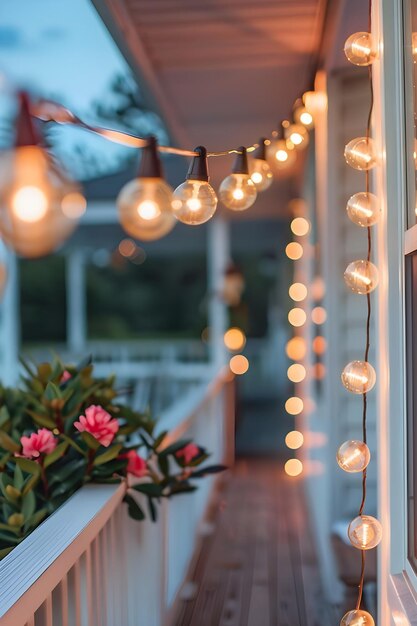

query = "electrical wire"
[[355, 0, 374, 612]]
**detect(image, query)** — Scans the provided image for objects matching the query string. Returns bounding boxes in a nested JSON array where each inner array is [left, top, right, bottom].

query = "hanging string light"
[[219, 147, 257, 211], [0, 92, 81, 257], [117, 135, 176, 241], [283, 120, 309, 151], [172, 147, 218, 225], [249, 138, 273, 191], [293, 98, 315, 130], [267, 131, 297, 171], [339, 2, 381, 623]]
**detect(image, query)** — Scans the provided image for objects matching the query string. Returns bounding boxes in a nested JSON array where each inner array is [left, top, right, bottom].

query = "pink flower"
[[20, 428, 57, 459], [60, 370, 72, 383], [121, 450, 148, 477], [74, 405, 119, 448], [175, 443, 200, 465]]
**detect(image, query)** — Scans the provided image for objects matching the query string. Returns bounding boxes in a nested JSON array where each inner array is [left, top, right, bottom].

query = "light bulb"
[[284, 123, 309, 151], [344, 137, 377, 170], [311, 306, 327, 324], [285, 242, 303, 260], [341, 360, 376, 394], [294, 104, 314, 129], [303, 90, 328, 115], [172, 179, 217, 225], [249, 158, 273, 191], [219, 173, 257, 211], [285, 459, 303, 476], [287, 363, 306, 383], [173, 146, 217, 225], [229, 354, 249, 375], [117, 178, 175, 241], [224, 327, 246, 351], [288, 307, 306, 327], [285, 396, 303, 415], [337, 440, 371, 473], [344, 260, 379, 294], [285, 431, 304, 450], [344, 32, 376, 66], [346, 192, 380, 227], [312, 336, 327, 355], [289, 282, 307, 302], [267, 139, 296, 170], [341, 610, 375, 626], [0, 145, 79, 258], [291, 217, 310, 236], [286, 337, 307, 360], [348, 515, 382, 550]]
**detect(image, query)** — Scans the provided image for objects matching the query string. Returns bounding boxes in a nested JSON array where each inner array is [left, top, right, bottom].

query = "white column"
[[0, 245, 19, 385], [207, 217, 230, 367], [66, 249, 87, 355]]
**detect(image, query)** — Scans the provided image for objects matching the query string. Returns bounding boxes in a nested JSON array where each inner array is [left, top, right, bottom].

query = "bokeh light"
[[224, 327, 246, 351], [311, 306, 327, 324], [287, 363, 306, 383], [285, 430, 304, 450], [286, 337, 307, 360], [229, 354, 249, 375], [285, 396, 304, 415], [285, 242, 303, 260], [289, 282, 307, 302], [285, 459, 303, 477]]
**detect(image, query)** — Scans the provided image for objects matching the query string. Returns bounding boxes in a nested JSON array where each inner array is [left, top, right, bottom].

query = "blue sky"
[[0, 0, 167, 179]]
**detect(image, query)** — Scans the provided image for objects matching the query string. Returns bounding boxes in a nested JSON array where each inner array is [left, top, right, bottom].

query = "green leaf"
[[21, 490, 36, 520], [158, 455, 169, 477], [159, 439, 192, 457], [132, 483, 163, 497], [191, 464, 228, 478], [44, 382, 62, 401], [22, 473, 41, 496], [43, 441, 69, 469], [152, 431, 168, 451], [0, 406, 10, 429], [37, 362, 52, 382], [23, 508, 47, 533], [93, 444, 122, 467], [123, 493, 145, 521], [0, 430, 20, 453], [147, 496, 157, 522], [27, 411, 57, 430], [48, 458, 86, 485], [60, 434, 86, 456], [0, 530, 21, 544], [14, 457, 42, 477], [13, 464, 24, 491], [81, 431, 101, 450], [168, 483, 198, 496], [0, 546, 15, 559]]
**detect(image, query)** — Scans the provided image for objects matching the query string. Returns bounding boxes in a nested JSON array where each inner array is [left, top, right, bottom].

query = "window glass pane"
[[405, 0, 417, 227]]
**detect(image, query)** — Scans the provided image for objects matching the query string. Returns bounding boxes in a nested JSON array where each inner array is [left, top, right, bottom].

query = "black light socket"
[[186, 146, 209, 182], [232, 147, 249, 175], [252, 138, 268, 162], [138, 135, 163, 178], [15, 92, 40, 148]]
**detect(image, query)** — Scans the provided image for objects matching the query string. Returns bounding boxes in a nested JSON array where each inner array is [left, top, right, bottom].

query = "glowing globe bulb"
[[0, 145, 79, 257], [11, 185, 48, 223], [172, 179, 217, 225], [285, 396, 304, 415], [224, 327, 246, 351], [219, 173, 257, 211], [289, 282, 307, 302], [287, 363, 306, 383], [285, 242, 303, 260], [285, 431, 304, 450], [284, 124, 309, 151], [344, 137, 377, 170], [341, 360, 376, 394], [286, 337, 307, 360], [344, 32, 376, 66], [348, 515, 382, 550], [268, 139, 297, 170], [285, 459, 303, 476], [341, 610, 375, 626], [294, 104, 314, 129], [344, 260, 379, 294], [337, 440, 371, 473], [249, 158, 273, 191], [288, 307, 307, 327], [291, 217, 310, 236], [229, 354, 249, 375], [347, 192, 380, 227], [117, 178, 175, 241]]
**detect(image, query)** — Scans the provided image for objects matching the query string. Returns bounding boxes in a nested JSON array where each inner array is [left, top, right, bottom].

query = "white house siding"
[[303, 69, 377, 602]]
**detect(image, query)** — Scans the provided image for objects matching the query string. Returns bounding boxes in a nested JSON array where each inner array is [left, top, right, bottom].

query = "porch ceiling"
[[92, 0, 329, 218]]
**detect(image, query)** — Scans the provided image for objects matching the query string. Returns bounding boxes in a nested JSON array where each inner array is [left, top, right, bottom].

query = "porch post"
[[207, 216, 230, 367], [0, 245, 19, 385], [66, 249, 87, 355]]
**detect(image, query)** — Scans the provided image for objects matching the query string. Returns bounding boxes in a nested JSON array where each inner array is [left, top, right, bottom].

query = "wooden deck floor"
[[174, 459, 338, 626]]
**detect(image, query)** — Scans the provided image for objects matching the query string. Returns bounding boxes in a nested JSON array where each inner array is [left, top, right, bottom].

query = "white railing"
[[0, 369, 234, 626]]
